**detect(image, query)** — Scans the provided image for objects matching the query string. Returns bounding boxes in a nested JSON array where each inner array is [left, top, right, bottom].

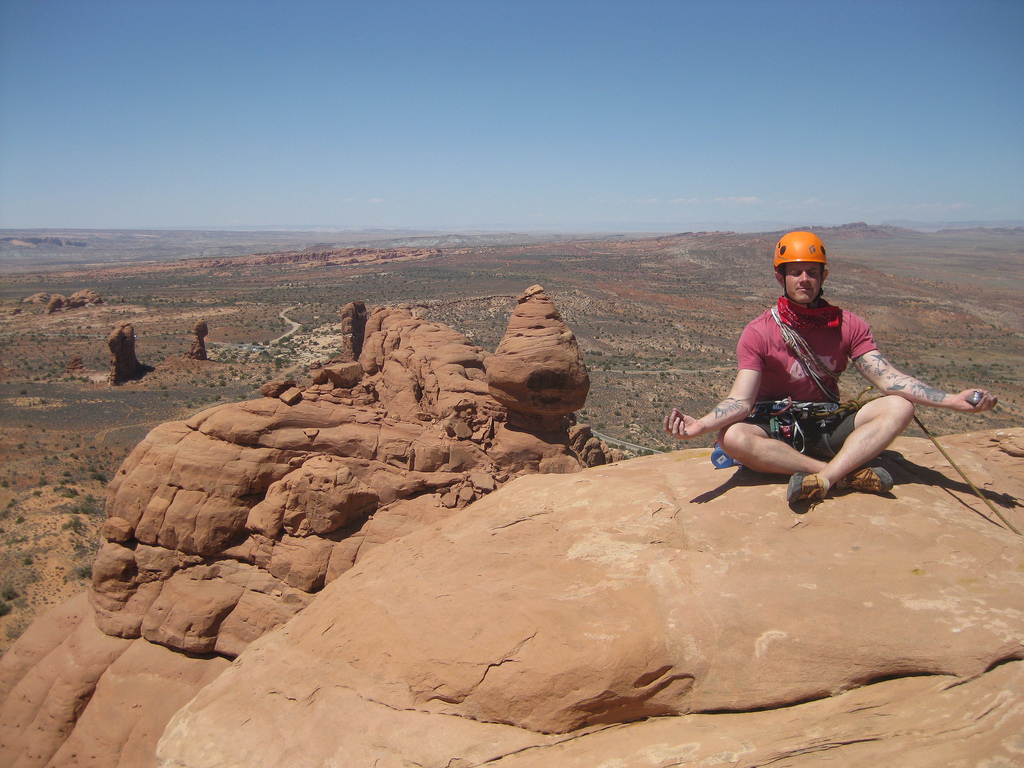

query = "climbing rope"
[[912, 413, 1021, 536]]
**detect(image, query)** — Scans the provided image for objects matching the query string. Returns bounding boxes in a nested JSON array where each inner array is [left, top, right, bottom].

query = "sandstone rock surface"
[[156, 429, 1024, 767]]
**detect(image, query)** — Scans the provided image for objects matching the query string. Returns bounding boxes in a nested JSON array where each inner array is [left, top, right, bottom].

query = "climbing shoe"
[[838, 467, 894, 494], [786, 473, 830, 505]]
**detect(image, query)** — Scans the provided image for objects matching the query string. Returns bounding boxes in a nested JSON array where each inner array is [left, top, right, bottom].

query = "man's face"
[[776, 262, 827, 305]]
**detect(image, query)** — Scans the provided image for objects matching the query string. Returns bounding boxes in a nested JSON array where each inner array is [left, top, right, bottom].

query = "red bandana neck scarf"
[[776, 296, 842, 329]]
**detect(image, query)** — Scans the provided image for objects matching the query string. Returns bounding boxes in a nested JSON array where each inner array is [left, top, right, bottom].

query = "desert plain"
[[1, 223, 1022, 652]]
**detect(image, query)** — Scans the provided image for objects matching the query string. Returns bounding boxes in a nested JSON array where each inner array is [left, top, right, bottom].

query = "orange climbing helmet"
[[773, 231, 827, 269]]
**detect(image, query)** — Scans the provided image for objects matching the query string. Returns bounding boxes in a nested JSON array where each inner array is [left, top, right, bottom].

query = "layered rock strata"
[[89, 294, 596, 660]]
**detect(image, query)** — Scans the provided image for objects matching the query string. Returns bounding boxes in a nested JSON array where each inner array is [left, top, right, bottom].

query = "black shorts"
[[746, 402, 859, 460]]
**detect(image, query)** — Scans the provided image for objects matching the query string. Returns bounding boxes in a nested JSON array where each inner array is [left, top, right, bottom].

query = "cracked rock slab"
[[157, 431, 1024, 766]]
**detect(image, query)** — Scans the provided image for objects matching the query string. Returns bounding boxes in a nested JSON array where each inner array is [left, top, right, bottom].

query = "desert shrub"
[[1, 585, 16, 601], [72, 564, 93, 580], [63, 517, 85, 534], [0, 601, 11, 617]]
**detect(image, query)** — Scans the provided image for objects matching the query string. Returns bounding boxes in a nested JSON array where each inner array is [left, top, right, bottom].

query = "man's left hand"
[[952, 389, 997, 412]]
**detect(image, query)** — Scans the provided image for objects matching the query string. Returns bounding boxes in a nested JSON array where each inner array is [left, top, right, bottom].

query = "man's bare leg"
[[814, 395, 915, 487], [719, 395, 915, 486], [718, 422, 827, 475]]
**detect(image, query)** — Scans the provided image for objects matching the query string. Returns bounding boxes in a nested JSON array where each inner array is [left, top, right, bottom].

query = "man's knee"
[[854, 395, 916, 436], [718, 422, 765, 458], [875, 395, 916, 428]]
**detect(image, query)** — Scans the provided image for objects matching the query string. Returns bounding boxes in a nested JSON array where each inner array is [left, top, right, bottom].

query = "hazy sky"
[[1, 0, 1021, 231]]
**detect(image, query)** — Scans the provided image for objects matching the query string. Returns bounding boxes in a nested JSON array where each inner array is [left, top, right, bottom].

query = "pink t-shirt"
[[737, 308, 877, 402]]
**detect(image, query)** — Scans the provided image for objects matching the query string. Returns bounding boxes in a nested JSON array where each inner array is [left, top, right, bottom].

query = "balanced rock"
[[185, 318, 209, 360], [485, 285, 589, 430]]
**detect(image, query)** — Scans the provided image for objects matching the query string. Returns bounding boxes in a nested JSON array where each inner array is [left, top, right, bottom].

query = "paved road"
[[270, 306, 301, 343], [590, 429, 666, 455], [591, 367, 732, 375], [207, 306, 301, 352]]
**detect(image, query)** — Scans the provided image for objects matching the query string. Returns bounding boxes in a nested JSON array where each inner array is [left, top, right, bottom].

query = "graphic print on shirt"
[[787, 355, 837, 385]]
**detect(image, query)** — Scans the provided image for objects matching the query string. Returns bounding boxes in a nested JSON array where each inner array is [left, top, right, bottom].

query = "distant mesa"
[[200, 246, 443, 269], [1, 235, 88, 247]]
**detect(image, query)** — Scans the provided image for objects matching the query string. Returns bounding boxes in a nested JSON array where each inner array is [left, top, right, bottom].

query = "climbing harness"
[[746, 396, 865, 456]]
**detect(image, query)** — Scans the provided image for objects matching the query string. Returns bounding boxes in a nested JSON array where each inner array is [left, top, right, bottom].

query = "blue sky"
[[1, 0, 1021, 231]]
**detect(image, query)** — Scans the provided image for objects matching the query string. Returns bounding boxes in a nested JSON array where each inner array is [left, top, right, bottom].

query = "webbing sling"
[[770, 306, 841, 403]]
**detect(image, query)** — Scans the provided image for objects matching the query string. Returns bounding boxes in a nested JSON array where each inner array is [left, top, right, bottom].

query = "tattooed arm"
[[853, 350, 997, 412], [664, 369, 760, 439]]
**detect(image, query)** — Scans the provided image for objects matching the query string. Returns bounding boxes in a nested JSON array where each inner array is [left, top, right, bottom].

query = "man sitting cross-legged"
[[663, 230, 997, 506]]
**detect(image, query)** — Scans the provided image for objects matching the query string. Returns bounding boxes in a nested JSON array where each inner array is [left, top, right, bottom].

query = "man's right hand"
[[664, 408, 705, 439]]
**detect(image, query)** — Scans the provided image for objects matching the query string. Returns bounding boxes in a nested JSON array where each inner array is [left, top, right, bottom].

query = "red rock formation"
[[485, 285, 590, 431], [85, 292, 591, 667], [107, 322, 144, 384], [65, 354, 85, 375], [185, 318, 209, 360], [41, 289, 102, 313], [156, 429, 1024, 766], [335, 300, 367, 362], [67, 289, 103, 308], [44, 294, 66, 314], [4, 429, 1023, 768]]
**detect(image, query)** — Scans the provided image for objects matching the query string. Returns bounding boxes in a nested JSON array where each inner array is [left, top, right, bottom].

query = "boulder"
[[67, 288, 103, 308], [65, 354, 85, 374], [45, 294, 66, 314], [485, 285, 590, 429]]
